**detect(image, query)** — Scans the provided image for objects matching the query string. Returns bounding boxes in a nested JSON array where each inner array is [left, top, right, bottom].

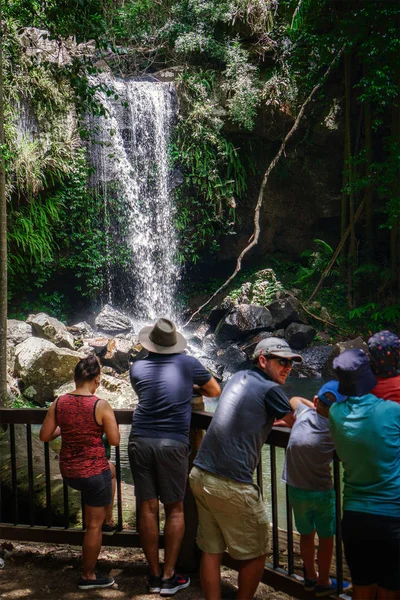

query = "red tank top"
[[56, 393, 109, 479]]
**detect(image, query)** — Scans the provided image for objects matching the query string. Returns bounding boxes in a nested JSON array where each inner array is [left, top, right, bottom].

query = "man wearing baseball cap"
[[189, 337, 308, 600]]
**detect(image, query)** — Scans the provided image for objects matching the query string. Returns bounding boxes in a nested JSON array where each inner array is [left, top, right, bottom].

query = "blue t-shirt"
[[130, 353, 212, 444], [329, 393, 400, 517], [194, 368, 291, 484]]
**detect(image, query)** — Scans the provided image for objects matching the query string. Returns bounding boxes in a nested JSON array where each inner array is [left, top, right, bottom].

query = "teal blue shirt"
[[329, 393, 400, 518]]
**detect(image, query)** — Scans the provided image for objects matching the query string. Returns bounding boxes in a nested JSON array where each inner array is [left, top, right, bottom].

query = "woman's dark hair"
[[74, 354, 101, 383]]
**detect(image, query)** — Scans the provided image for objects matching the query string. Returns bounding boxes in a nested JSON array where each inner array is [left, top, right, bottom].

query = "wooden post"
[[176, 395, 205, 571]]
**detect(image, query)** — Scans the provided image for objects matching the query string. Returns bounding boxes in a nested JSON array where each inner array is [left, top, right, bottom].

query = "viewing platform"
[[0, 408, 349, 599]]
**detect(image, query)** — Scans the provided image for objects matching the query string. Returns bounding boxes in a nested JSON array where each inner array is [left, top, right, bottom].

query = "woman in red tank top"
[[40, 355, 120, 590]]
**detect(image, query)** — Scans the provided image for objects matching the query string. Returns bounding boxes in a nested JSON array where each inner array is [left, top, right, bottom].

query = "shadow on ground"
[[0, 541, 293, 600]]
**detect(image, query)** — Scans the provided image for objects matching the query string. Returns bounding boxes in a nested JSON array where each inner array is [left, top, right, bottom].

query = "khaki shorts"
[[189, 465, 269, 560]]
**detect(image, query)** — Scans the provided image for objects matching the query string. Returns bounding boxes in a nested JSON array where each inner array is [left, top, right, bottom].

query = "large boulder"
[[95, 304, 133, 334], [285, 322, 316, 349], [215, 304, 275, 342], [14, 337, 83, 405], [267, 296, 307, 329], [101, 338, 134, 373], [27, 313, 75, 350], [323, 337, 369, 379], [7, 319, 32, 346], [54, 374, 138, 409]]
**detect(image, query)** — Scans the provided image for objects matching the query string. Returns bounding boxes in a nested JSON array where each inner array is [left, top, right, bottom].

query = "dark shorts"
[[342, 510, 400, 590], [128, 437, 189, 505], [64, 469, 112, 507]]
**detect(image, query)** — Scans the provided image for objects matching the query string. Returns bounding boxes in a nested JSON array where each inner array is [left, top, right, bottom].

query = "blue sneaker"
[[315, 578, 351, 598]]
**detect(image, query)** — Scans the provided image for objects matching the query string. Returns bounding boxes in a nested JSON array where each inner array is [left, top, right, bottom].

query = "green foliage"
[[172, 69, 247, 264], [223, 43, 260, 130], [293, 239, 338, 285], [227, 268, 283, 305], [349, 303, 400, 332]]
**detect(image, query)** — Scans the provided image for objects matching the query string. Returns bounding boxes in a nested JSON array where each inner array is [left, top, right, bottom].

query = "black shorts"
[[128, 437, 189, 505], [64, 469, 112, 507], [342, 510, 400, 590]]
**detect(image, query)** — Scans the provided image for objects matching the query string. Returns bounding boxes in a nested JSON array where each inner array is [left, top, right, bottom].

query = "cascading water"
[[88, 76, 179, 323]]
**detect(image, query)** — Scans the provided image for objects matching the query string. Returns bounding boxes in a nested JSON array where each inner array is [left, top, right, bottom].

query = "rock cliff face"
[[217, 89, 344, 261]]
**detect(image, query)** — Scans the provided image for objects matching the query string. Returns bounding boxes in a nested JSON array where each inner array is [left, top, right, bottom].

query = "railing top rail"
[[0, 408, 290, 447]]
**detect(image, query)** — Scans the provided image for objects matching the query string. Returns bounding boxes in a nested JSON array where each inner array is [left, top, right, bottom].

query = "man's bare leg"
[[200, 552, 222, 600], [163, 501, 185, 579], [139, 498, 161, 577], [237, 554, 267, 600]]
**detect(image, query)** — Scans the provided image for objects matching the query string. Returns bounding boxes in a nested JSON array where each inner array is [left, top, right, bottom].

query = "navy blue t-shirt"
[[130, 353, 212, 444], [194, 368, 291, 483]]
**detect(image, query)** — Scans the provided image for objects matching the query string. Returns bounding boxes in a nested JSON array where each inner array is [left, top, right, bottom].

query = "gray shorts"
[[64, 468, 112, 507], [128, 437, 189, 505]]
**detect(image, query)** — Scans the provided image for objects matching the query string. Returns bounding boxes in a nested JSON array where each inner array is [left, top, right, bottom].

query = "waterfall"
[[88, 76, 179, 323]]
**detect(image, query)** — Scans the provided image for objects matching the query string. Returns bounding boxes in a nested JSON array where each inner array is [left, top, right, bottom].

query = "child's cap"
[[317, 380, 347, 407]]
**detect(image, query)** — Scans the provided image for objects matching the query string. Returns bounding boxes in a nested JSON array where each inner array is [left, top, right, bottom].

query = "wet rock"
[[102, 338, 134, 373], [285, 323, 316, 349], [207, 305, 230, 330], [27, 313, 75, 350], [299, 345, 332, 377], [191, 323, 210, 345], [215, 304, 275, 342], [267, 296, 308, 329], [14, 338, 83, 405], [202, 333, 218, 357], [95, 304, 133, 334], [323, 337, 369, 379], [215, 344, 248, 372], [7, 320, 32, 346], [239, 331, 274, 360]]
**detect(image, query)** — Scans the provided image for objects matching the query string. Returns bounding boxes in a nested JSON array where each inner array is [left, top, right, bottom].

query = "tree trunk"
[[344, 51, 356, 309], [0, 1, 8, 406], [390, 65, 400, 292], [364, 98, 373, 262]]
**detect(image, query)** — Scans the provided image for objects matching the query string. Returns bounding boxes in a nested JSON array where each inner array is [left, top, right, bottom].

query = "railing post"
[[177, 395, 204, 571]]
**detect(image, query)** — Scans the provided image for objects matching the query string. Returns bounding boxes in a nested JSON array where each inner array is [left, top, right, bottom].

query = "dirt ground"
[[0, 541, 294, 600]]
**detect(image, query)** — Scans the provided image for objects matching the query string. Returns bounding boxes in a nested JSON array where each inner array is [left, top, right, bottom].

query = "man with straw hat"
[[128, 318, 221, 596]]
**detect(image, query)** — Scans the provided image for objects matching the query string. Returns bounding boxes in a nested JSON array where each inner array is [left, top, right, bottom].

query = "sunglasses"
[[265, 355, 293, 367]]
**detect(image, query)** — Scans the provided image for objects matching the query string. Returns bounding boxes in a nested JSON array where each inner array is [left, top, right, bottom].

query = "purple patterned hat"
[[367, 330, 400, 378]]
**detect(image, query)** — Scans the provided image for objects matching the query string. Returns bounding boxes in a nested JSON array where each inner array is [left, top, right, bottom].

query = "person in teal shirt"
[[330, 348, 400, 600]]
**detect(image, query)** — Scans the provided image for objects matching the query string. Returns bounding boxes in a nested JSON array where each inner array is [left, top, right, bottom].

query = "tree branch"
[[184, 46, 344, 328]]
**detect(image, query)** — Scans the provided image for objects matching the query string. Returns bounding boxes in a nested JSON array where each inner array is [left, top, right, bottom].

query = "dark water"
[[115, 378, 324, 529]]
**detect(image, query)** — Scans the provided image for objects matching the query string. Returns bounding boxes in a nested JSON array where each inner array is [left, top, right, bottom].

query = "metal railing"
[[0, 409, 345, 599]]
